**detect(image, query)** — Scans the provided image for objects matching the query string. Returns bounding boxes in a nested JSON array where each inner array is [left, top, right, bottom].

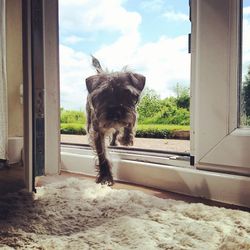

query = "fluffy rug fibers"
[[0, 178, 250, 249]]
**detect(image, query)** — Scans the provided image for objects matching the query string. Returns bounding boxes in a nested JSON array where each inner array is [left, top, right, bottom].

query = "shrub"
[[176, 95, 190, 110], [61, 123, 86, 135], [240, 65, 250, 126], [141, 105, 190, 125], [60, 110, 86, 124], [60, 123, 190, 139], [137, 88, 190, 125], [173, 83, 190, 110], [135, 124, 190, 139], [137, 88, 164, 122]]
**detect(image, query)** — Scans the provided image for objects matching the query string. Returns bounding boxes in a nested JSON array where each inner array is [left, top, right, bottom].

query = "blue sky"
[[60, 1, 190, 54], [59, 0, 191, 110], [59, 0, 250, 110]]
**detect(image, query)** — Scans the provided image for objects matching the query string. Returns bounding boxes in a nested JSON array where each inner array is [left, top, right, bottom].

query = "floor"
[[0, 164, 25, 195], [37, 171, 250, 212]]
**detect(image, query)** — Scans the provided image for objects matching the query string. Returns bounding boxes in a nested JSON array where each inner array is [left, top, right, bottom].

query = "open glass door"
[[59, 0, 192, 175], [22, 0, 60, 191], [191, 0, 250, 175]]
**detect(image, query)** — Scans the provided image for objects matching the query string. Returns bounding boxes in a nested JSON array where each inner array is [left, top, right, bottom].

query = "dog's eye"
[[91, 96, 98, 105], [129, 95, 139, 105], [123, 89, 131, 96], [123, 90, 138, 102], [134, 98, 139, 105]]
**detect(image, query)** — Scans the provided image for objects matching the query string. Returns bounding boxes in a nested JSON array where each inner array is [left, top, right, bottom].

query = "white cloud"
[[134, 35, 190, 97], [63, 35, 93, 45], [59, 0, 141, 35], [92, 27, 189, 98], [94, 30, 141, 70], [243, 6, 250, 16], [59, 45, 93, 110], [163, 10, 189, 22], [140, 0, 165, 12]]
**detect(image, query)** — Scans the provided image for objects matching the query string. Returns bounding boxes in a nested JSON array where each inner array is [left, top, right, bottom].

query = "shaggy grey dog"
[[85, 56, 145, 185]]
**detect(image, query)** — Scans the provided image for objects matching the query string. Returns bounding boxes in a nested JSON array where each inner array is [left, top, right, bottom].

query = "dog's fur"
[[85, 56, 145, 185]]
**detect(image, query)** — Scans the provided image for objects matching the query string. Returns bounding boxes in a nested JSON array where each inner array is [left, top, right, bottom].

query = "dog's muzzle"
[[106, 105, 126, 121]]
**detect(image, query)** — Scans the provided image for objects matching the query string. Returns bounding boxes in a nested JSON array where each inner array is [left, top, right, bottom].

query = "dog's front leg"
[[119, 124, 134, 146], [110, 130, 119, 146], [94, 131, 114, 186]]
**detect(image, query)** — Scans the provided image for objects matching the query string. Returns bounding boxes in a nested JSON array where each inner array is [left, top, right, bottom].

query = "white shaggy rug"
[[0, 178, 250, 250]]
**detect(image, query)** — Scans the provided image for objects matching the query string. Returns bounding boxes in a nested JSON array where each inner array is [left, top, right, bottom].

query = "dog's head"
[[86, 72, 145, 129]]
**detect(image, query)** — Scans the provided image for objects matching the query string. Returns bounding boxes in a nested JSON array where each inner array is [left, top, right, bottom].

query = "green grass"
[[61, 123, 190, 139], [61, 123, 86, 135]]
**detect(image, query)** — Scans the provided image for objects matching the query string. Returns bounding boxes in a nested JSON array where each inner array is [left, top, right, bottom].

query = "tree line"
[[242, 65, 250, 126], [61, 83, 190, 126]]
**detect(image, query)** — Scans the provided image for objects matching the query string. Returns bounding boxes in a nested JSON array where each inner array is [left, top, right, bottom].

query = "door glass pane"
[[59, 0, 191, 153], [240, 0, 250, 127]]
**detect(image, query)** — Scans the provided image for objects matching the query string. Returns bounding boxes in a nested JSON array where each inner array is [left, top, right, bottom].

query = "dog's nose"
[[112, 111, 122, 121], [107, 106, 123, 121], [113, 117, 119, 121]]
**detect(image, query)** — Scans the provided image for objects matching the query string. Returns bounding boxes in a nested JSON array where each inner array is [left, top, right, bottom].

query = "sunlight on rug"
[[0, 178, 250, 249]]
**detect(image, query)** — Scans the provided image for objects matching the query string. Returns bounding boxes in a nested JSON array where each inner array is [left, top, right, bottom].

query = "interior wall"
[[6, 0, 23, 137]]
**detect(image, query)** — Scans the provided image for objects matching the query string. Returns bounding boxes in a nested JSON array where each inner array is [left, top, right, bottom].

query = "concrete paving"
[[61, 134, 190, 153]]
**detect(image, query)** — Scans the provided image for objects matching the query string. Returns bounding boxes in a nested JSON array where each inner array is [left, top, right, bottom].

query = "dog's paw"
[[96, 161, 114, 186], [109, 140, 118, 147], [118, 135, 134, 146], [96, 174, 114, 186]]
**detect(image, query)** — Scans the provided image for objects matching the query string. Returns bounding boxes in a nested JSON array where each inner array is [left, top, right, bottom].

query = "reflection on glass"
[[240, 0, 250, 127]]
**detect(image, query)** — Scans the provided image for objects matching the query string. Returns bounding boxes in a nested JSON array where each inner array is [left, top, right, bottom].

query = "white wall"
[[6, 0, 23, 137]]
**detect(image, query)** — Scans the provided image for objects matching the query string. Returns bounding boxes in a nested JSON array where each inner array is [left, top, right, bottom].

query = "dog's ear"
[[129, 73, 146, 92], [85, 75, 100, 93]]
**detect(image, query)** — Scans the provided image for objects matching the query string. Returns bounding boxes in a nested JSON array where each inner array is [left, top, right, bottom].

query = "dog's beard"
[[95, 105, 137, 130]]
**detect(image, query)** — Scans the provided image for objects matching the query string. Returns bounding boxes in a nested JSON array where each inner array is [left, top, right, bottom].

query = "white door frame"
[[190, 0, 250, 175], [43, 0, 61, 175]]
